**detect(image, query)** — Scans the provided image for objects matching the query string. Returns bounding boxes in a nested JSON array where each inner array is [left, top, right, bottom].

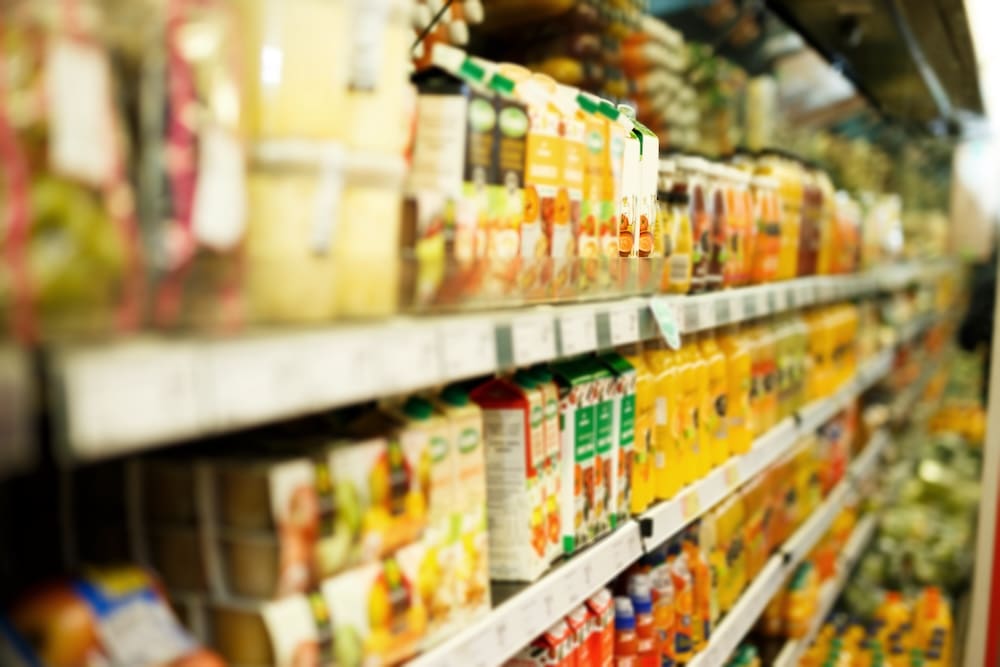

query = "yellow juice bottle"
[[672, 344, 696, 488], [774, 316, 794, 422], [914, 587, 952, 666], [645, 343, 680, 500], [718, 327, 752, 455], [690, 340, 713, 480], [698, 333, 730, 468], [625, 347, 655, 514], [749, 323, 777, 433]]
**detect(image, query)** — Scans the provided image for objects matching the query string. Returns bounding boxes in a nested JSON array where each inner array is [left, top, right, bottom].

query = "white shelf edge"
[[686, 431, 888, 667], [772, 514, 879, 667], [52, 262, 942, 460], [407, 522, 643, 667]]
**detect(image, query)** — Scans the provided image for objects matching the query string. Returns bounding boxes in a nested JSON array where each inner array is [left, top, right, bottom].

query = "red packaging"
[[506, 644, 557, 667], [535, 619, 575, 667], [586, 589, 615, 667], [566, 605, 592, 667]]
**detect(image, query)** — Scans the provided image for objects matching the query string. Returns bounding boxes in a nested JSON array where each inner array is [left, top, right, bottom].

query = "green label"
[[650, 297, 681, 350], [595, 399, 614, 454], [430, 436, 449, 463], [499, 106, 528, 137], [620, 394, 636, 446], [458, 427, 479, 453], [545, 398, 558, 419], [531, 404, 543, 428], [469, 98, 496, 132], [574, 406, 596, 462], [586, 129, 604, 153]]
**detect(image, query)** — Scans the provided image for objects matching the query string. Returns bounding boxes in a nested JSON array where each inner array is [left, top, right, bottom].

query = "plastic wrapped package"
[[0, 0, 142, 340]]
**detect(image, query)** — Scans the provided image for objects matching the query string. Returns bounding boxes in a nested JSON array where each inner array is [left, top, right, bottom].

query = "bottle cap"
[[614, 597, 636, 630]]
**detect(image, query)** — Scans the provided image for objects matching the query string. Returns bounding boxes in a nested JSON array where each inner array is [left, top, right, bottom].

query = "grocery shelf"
[[407, 522, 643, 667], [772, 514, 880, 667], [639, 349, 892, 549], [48, 262, 948, 461], [686, 430, 889, 667]]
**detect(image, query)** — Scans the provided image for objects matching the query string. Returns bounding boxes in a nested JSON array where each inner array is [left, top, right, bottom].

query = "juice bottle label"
[[555, 369, 596, 554], [459, 91, 497, 266], [555, 116, 584, 296], [602, 124, 625, 262], [593, 373, 615, 537]]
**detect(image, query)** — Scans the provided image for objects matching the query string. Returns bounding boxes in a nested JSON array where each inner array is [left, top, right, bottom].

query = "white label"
[[560, 311, 597, 356], [650, 298, 681, 350], [609, 305, 640, 347], [655, 397, 667, 425], [45, 39, 116, 185], [349, 0, 391, 90], [684, 301, 701, 331], [192, 126, 247, 250], [714, 297, 731, 325], [96, 595, 196, 666], [440, 319, 497, 378], [511, 315, 556, 366]]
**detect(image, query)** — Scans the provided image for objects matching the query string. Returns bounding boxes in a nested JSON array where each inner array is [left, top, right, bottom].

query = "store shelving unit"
[[771, 513, 880, 667], [48, 261, 952, 462], [686, 430, 891, 667], [408, 379, 897, 667]]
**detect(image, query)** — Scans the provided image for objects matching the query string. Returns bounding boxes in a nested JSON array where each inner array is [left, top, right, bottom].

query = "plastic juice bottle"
[[726, 167, 752, 287], [693, 338, 715, 479], [876, 592, 912, 645], [748, 324, 776, 434], [914, 588, 952, 666], [663, 166, 694, 295], [627, 574, 658, 667], [717, 327, 752, 455], [682, 533, 713, 651], [676, 156, 711, 293], [680, 341, 709, 482], [746, 324, 766, 437], [645, 343, 680, 500], [698, 517, 724, 630], [667, 543, 694, 663], [669, 345, 695, 488], [647, 554, 676, 666], [789, 315, 809, 413], [762, 321, 780, 431], [815, 170, 836, 276], [624, 347, 655, 514], [704, 163, 728, 291], [615, 597, 639, 667], [773, 317, 793, 421], [761, 158, 800, 281], [699, 333, 730, 468], [785, 563, 818, 638], [797, 168, 821, 277]]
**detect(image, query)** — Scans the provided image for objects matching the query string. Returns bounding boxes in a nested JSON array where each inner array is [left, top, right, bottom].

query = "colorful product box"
[[586, 589, 615, 667], [534, 619, 575, 667], [530, 365, 564, 564], [470, 377, 550, 582], [551, 360, 597, 554], [580, 358, 616, 538], [598, 352, 636, 525], [566, 605, 594, 667]]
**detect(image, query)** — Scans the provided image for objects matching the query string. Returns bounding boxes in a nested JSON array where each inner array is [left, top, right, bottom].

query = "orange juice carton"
[[617, 105, 641, 262], [597, 100, 627, 289], [551, 359, 597, 554], [566, 605, 594, 667], [598, 352, 637, 525], [547, 83, 586, 298], [633, 118, 660, 289], [530, 365, 564, 564], [499, 65, 563, 298], [575, 92, 608, 294], [321, 540, 429, 667], [587, 588, 616, 667], [580, 357, 617, 538], [433, 385, 490, 615], [535, 619, 576, 667], [469, 377, 550, 581]]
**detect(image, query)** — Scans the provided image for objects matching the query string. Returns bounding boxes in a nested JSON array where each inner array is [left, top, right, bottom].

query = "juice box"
[[597, 101, 626, 289], [529, 365, 563, 563], [552, 83, 585, 298], [586, 589, 615, 667], [534, 619, 575, 667], [634, 119, 659, 289], [565, 605, 592, 667], [580, 357, 616, 538], [257, 590, 338, 667], [551, 360, 597, 554], [433, 385, 490, 616], [598, 352, 637, 525], [575, 93, 606, 294], [322, 540, 429, 667], [505, 645, 557, 667], [470, 377, 549, 581]]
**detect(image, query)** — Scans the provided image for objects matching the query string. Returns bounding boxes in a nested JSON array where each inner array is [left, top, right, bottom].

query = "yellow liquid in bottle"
[[673, 345, 698, 487], [698, 334, 729, 468], [690, 341, 713, 479], [625, 350, 655, 514], [718, 328, 752, 455], [645, 344, 680, 500]]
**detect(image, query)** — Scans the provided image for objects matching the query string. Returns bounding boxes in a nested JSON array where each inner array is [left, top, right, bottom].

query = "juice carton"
[[551, 83, 586, 298], [535, 619, 575, 667], [580, 357, 616, 538], [506, 645, 558, 667], [576, 93, 609, 294], [633, 119, 659, 291], [617, 106, 641, 266], [470, 377, 549, 581], [498, 65, 563, 298], [566, 605, 593, 667], [598, 352, 637, 524], [597, 101, 627, 289], [623, 348, 654, 515], [433, 385, 490, 613], [529, 365, 564, 563], [586, 589, 616, 667], [551, 360, 597, 554], [322, 540, 429, 667]]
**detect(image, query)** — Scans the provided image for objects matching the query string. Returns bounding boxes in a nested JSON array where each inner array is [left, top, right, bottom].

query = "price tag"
[[650, 297, 682, 350], [608, 305, 640, 347], [714, 297, 732, 325], [800, 282, 815, 305], [730, 294, 745, 322], [766, 290, 778, 313], [559, 311, 598, 357], [440, 319, 498, 379], [511, 315, 557, 366], [681, 490, 701, 521], [684, 301, 701, 331], [786, 287, 798, 309], [744, 294, 758, 319], [723, 460, 741, 490]]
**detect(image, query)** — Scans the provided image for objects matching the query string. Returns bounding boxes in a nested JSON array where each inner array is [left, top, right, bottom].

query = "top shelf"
[[49, 261, 954, 462]]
